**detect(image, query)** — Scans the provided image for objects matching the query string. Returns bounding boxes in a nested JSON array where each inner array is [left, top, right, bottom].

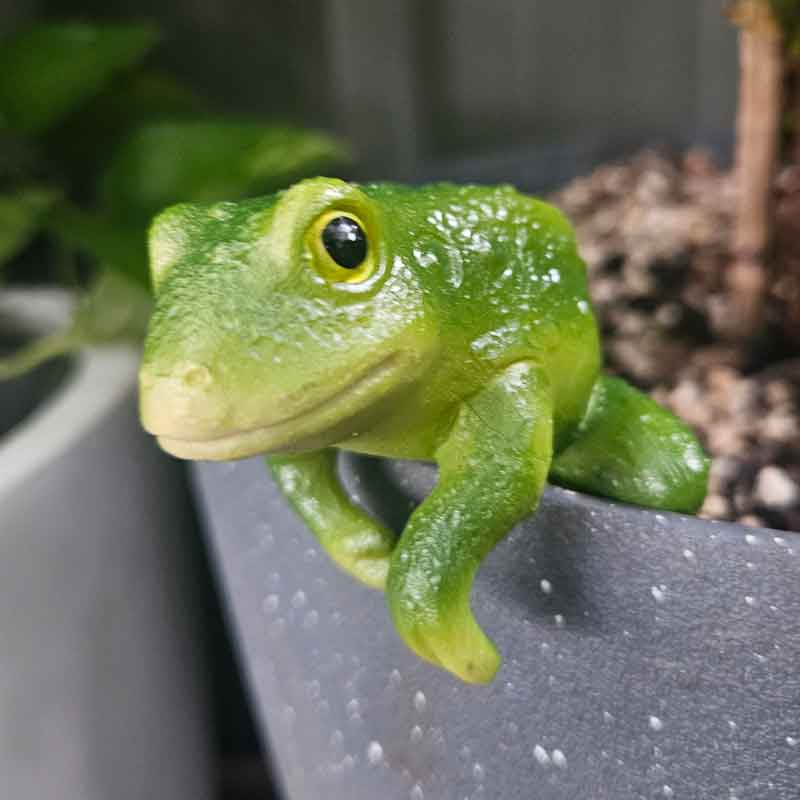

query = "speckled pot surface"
[[193, 454, 799, 800]]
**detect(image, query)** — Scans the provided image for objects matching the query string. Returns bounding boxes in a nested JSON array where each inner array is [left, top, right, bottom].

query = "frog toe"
[[347, 554, 390, 590], [388, 589, 500, 683]]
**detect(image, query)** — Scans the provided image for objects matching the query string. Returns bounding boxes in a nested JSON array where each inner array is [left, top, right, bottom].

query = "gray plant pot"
[[188, 139, 797, 799], [193, 454, 799, 800], [0, 291, 212, 800]]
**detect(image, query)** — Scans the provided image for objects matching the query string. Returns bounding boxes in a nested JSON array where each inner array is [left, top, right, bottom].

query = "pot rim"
[[0, 288, 139, 494]]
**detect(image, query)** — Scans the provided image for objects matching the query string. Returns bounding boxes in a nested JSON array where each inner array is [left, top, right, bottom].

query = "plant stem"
[[0, 331, 80, 380], [728, 1, 783, 338]]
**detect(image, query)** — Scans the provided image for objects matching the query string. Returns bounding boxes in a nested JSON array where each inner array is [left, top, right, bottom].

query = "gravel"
[[552, 149, 800, 531]]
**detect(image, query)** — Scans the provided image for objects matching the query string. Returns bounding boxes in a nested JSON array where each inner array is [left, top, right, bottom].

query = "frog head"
[[139, 177, 439, 459]]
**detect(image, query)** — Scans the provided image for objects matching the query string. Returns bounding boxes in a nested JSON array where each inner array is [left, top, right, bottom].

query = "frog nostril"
[[178, 362, 212, 389]]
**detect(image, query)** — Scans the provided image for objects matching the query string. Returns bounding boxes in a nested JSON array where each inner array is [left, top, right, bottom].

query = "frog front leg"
[[387, 362, 553, 684], [268, 450, 396, 590]]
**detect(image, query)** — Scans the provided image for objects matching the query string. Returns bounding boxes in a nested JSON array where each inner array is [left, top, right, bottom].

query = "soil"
[[552, 149, 800, 532]]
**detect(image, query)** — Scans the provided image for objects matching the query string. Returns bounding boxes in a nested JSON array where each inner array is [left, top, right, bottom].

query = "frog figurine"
[[139, 177, 709, 683]]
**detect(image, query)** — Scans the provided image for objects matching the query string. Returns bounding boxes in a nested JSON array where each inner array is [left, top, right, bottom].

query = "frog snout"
[[139, 361, 228, 440]]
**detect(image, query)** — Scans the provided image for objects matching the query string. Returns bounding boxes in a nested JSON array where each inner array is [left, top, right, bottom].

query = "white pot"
[[0, 291, 212, 800]]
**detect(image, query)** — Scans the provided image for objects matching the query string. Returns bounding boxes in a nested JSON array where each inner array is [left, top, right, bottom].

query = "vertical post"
[[322, 0, 422, 178], [726, 1, 782, 338]]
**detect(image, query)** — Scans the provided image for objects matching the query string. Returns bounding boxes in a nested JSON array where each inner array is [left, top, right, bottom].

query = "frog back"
[[360, 182, 602, 447]]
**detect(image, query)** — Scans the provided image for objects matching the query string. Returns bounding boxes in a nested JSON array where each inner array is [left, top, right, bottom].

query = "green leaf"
[[47, 204, 149, 289], [0, 272, 151, 380], [45, 70, 205, 177], [101, 119, 350, 218], [70, 269, 152, 343], [0, 22, 160, 135], [0, 187, 58, 267]]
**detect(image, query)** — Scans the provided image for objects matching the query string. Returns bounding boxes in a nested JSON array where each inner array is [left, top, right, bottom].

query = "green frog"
[[139, 177, 709, 683]]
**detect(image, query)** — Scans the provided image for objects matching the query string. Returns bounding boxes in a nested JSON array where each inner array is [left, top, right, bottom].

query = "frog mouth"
[[152, 352, 406, 461]]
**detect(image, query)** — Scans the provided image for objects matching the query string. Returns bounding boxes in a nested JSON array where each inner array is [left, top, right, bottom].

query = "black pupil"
[[321, 216, 367, 269]]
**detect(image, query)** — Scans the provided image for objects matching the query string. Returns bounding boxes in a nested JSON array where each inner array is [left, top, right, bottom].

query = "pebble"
[[554, 149, 800, 533], [702, 493, 730, 518], [755, 466, 799, 509]]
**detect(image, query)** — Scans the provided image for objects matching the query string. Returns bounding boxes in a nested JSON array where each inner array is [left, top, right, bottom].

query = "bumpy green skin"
[[139, 177, 709, 684]]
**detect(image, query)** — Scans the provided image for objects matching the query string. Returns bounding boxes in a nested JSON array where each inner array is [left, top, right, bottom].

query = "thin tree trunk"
[[779, 56, 800, 340], [727, 2, 783, 339], [789, 56, 800, 164]]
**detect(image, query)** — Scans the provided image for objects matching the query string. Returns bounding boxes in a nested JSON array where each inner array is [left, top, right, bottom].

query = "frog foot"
[[387, 576, 500, 684], [341, 553, 390, 590], [329, 528, 395, 590]]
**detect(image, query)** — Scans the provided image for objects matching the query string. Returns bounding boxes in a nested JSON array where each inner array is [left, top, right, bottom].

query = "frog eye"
[[308, 211, 376, 284]]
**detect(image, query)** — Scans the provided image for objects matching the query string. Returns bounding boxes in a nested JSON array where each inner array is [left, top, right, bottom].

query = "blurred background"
[[3, 0, 739, 177], [2, 2, 799, 800]]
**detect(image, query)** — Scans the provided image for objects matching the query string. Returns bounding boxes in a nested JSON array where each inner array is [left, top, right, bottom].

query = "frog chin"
[[153, 351, 414, 461]]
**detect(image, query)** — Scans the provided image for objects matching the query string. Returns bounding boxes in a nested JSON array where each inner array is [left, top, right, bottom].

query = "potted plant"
[[0, 19, 346, 799], [178, 5, 800, 800]]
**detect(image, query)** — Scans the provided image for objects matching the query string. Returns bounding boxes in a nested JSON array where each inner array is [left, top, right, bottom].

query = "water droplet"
[[683, 548, 695, 561], [413, 690, 427, 713], [473, 763, 485, 781], [651, 586, 666, 603], [540, 578, 553, 595], [263, 594, 280, 614], [603, 711, 615, 724], [649, 715, 664, 732], [410, 784, 424, 800], [533, 744, 551, 766], [745, 533, 758, 546], [554, 614, 565, 628], [291, 590, 307, 609], [346, 699, 361, 719], [787, 736, 798, 746], [367, 741, 384, 765], [663, 785, 674, 798], [728, 720, 738, 731], [410, 724, 423, 743], [342, 754, 355, 770], [552, 749, 567, 768], [389, 668, 402, 687], [745, 595, 757, 607]]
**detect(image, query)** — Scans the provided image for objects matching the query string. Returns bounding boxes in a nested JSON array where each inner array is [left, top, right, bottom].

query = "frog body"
[[140, 177, 708, 683]]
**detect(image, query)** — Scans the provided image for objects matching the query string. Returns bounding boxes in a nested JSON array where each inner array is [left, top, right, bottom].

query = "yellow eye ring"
[[307, 211, 376, 284]]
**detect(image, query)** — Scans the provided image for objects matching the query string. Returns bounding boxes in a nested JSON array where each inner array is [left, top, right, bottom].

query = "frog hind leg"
[[549, 375, 709, 514]]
